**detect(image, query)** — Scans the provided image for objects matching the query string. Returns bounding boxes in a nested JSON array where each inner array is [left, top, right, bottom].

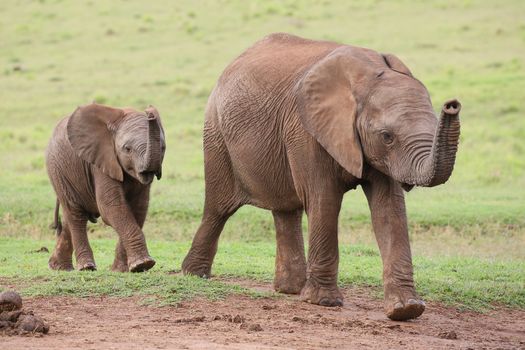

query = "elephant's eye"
[[124, 145, 132, 153], [381, 131, 394, 145]]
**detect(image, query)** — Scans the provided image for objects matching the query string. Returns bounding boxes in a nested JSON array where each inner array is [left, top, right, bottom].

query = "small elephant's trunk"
[[416, 99, 461, 187], [145, 113, 162, 179]]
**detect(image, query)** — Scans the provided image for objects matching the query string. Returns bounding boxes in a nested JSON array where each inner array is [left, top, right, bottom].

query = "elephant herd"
[[45, 33, 461, 321]]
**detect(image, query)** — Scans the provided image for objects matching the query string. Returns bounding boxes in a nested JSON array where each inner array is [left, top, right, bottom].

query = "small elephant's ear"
[[67, 103, 125, 181], [382, 53, 412, 77], [297, 47, 366, 178]]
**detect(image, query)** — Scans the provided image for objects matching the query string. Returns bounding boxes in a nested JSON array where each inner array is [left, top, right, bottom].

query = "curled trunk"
[[416, 99, 461, 187]]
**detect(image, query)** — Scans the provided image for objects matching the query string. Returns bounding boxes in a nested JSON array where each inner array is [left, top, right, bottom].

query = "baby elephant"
[[46, 103, 166, 272]]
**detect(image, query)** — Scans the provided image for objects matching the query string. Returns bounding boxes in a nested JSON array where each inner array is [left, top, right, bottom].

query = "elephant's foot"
[[300, 278, 343, 307], [111, 259, 129, 273], [384, 285, 425, 321], [181, 252, 212, 278], [48, 256, 74, 271], [77, 261, 97, 271], [274, 263, 306, 294], [128, 256, 155, 273]]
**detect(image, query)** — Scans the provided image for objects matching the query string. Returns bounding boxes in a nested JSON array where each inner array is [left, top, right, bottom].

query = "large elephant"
[[182, 33, 461, 321], [46, 103, 165, 272]]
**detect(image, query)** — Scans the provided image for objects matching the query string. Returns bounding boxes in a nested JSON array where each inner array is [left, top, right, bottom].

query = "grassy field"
[[1, 238, 523, 311], [0, 1, 524, 310]]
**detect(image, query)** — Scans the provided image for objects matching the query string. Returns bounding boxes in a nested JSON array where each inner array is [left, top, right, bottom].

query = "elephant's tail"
[[49, 198, 62, 235]]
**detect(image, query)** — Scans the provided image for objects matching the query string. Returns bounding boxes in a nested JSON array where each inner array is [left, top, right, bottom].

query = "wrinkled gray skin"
[[46, 103, 166, 272], [182, 33, 461, 321]]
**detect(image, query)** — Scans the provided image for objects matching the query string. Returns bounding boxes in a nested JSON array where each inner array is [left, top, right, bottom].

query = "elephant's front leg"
[[300, 191, 343, 307], [96, 180, 155, 273], [103, 208, 154, 272], [111, 191, 149, 273], [272, 209, 306, 294], [362, 172, 425, 321]]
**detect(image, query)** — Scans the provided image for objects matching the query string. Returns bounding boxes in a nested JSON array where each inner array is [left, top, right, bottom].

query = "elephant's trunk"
[[144, 114, 162, 179], [414, 99, 461, 187]]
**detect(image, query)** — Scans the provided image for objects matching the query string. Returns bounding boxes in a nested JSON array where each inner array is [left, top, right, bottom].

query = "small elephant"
[[182, 33, 461, 321], [46, 103, 166, 272]]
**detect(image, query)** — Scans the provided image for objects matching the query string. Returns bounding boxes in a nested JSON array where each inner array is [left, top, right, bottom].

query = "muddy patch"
[[0, 282, 524, 349]]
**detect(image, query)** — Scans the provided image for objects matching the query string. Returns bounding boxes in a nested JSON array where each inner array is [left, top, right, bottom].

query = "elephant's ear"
[[382, 53, 412, 77], [67, 103, 125, 181], [296, 47, 366, 178]]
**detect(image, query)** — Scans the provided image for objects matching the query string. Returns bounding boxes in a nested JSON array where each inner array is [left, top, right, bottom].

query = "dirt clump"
[[438, 330, 458, 339], [240, 322, 263, 332], [0, 290, 23, 312], [0, 291, 49, 335]]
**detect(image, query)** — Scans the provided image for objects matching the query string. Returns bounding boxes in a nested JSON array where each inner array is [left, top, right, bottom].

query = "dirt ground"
[[1, 279, 524, 350]]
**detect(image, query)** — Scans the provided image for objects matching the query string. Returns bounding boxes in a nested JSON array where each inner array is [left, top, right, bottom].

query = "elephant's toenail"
[[407, 299, 418, 305], [394, 302, 404, 310], [319, 298, 331, 306], [335, 298, 343, 306]]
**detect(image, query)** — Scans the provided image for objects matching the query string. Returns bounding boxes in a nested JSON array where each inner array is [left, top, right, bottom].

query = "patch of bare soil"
[[1, 280, 524, 349]]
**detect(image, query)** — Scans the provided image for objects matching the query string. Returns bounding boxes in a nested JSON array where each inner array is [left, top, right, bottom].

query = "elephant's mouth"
[[401, 182, 415, 192], [138, 171, 156, 185]]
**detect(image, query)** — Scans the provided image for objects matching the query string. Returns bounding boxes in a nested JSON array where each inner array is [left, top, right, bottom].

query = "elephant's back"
[[218, 33, 341, 94], [46, 117, 73, 167], [212, 33, 342, 133]]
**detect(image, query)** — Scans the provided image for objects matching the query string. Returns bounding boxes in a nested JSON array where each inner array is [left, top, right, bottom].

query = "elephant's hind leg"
[[181, 210, 234, 278], [272, 209, 306, 294], [61, 208, 96, 271], [49, 220, 74, 271], [182, 120, 241, 278], [111, 238, 128, 272]]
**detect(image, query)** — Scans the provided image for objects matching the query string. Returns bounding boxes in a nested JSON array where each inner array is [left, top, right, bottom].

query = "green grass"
[[1, 238, 523, 311], [0, 238, 261, 305], [1, 1, 524, 311]]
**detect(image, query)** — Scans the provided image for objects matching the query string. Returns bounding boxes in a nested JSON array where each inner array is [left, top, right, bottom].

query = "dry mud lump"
[[0, 291, 23, 312], [0, 291, 49, 334]]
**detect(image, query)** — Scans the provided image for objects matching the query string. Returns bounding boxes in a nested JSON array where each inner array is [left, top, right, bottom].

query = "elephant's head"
[[67, 103, 166, 185], [297, 46, 461, 190]]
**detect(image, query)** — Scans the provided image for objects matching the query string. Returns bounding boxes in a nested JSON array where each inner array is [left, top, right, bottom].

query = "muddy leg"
[[272, 209, 306, 294]]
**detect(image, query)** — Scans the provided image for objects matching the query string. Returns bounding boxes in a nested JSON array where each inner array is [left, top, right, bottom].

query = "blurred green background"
[[1, 0, 524, 258]]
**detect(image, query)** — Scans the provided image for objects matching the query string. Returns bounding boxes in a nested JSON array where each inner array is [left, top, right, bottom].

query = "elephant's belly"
[[227, 143, 303, 212]]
